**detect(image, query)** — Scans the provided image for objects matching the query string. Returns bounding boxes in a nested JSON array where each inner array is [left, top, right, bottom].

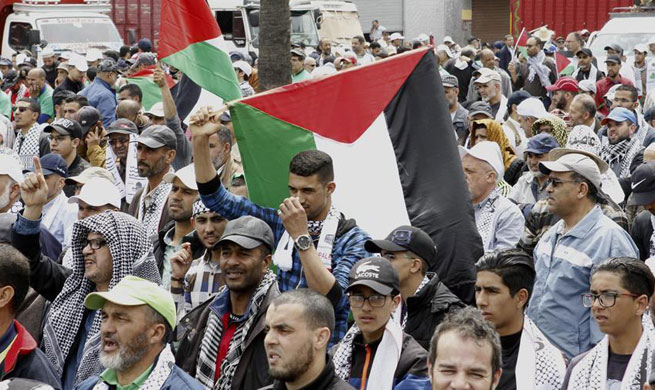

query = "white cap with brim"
[[516, 98, 548, 119], [443, 36, 454, 43], [435, 44, 454, 58], [539, 152, 602, 191], [144, 102, 165, 118], [473, 68, 502, 84], [163, 163, 197, 191], [390, 33, 404, 41], [0, 154, 24, 183], [459, 141, 505, 179], [65, 166, 114, 185], [68, 54, 89, 72], [233, 60, 252, 77], [68, 177, 121, 208]]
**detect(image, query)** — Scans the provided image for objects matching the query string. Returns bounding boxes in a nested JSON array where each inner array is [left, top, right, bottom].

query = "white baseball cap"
[[68, 177, 121, 208], [539, 151, 602, 190], [86, 48, 104, 63], [443, 36, 454, 44], [233, 60, 252, 77], [390, 33, 404, 41], [144, 102, 165, 118], [473, 68, 502, 84], [68, 54, 89, 72], [634, 43, 648, 54], [41, 47, 55, 58], [578, 79, 597, 94], [517, 98, 548, 119], [459, 141, 505, 179], [163, 164, 197, 191], [0, 154, 24, 183], [435, 44, 454, 58]]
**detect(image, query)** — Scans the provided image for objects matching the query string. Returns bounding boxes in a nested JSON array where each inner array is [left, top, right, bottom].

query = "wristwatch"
[[294, 234, 313, 251]]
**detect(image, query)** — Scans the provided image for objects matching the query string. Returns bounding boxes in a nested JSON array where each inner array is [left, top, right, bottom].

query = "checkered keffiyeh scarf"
[[91, 345, 176, 390], [195, 270, 276, 390], [12, 123, 42, 171], [192, 199, 212, 218], [474, 188, 500, 249], [600, 136, 642, 178], [42, 211, 162, 385], [516, 317, 566, 390], [650, 215, 655, 258], [138, 179, 173, 237], [567, 315, 655, 390]]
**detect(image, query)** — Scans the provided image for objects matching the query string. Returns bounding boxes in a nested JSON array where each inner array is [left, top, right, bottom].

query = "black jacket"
[[632, 210, 654, 260], [152, 221, 206, 276], [405, 273, 465, 350], [53, 76, 84, 96], [175, 282, 281, 390], [258, 360, 354, 390]]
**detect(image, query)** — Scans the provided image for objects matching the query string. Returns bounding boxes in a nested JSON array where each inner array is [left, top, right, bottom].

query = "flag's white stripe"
[[182, 88, 224, 125], [314, 113, 410, 239]]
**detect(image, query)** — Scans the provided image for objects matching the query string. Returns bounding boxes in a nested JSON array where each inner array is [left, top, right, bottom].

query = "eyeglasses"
[[546, 178, 580, 188], [13, 106, 31, 112], [108, 137, 130, 146], [49, 135, 70, 143], [581, 292, 639, 308], [82, 238, 108, 250], [348, 293, 388, 308]]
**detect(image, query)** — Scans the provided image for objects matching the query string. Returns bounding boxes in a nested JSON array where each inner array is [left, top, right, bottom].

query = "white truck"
[[208, 0, 321, 58], [301, 0, 364, 47], [0, 0, 123, 58]]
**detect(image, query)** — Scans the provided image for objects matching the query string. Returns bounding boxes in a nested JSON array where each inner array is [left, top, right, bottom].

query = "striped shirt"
[[172, 250, 224, 321]]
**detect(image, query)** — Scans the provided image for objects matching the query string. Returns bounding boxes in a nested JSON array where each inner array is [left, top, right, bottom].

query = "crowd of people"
[[1, 15, 655, 390]]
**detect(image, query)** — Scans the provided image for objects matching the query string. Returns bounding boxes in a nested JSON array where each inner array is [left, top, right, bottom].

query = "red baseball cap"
[[546, 76, 579, 92]]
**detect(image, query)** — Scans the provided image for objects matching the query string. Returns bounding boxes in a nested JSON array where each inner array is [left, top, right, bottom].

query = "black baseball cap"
[[347, 257, 400, 296], [468, 101, 493, 118], [627, 162, 655, 206], [135, 125, 176, 149], [365, 225, 438, 268], [2, 70, 19, 89], [107, 118, 138, 135], [216, 216, 275, 251], [25, 153, 68, 177], [575, 48, 593, 58], [604, 43, 623, 54], [44, 118, 83, 139], [77, 106, 102, 135], [605, 54, 622, 65]]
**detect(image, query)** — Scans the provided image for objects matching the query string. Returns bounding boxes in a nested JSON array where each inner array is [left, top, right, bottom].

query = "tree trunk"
[[258, 0, 291, 91]]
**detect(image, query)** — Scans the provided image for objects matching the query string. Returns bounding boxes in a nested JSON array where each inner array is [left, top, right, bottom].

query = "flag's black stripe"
[[172, 74, 202, 121], [384, 51, 483, 304]]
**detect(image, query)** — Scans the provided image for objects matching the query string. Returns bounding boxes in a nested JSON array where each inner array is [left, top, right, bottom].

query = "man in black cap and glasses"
[[364, 226, 463, 350]]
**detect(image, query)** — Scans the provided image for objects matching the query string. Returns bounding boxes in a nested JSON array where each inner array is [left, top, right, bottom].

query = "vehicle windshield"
[[247, 9, 319, 48], [588, 33, 652, 56], [37, 18, 122, 45], [318, 10, 363, 45]]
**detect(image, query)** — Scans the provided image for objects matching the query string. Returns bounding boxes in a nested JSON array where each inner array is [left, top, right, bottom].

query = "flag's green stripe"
[[162, 41, 241, 102], [125, 77, 161, 110], [231, 102, 317, 208], [559, 64, 575, 76]]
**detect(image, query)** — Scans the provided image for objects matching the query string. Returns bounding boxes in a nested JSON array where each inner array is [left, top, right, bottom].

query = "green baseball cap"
[[84, 275, 176, 329]]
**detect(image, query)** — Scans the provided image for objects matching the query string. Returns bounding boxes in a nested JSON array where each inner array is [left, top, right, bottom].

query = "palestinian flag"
[[514, 28, 529, 59], [230, 48, 483, 303], [555, 52, 575, 76], [158, 0, 241, 102], [124, 65, 176, 110]]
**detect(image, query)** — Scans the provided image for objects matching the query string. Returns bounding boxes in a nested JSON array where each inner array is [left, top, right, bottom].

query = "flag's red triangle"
[[555, 52, 571, 73], [128, 65, 176, 89], [159, 0, 221, 59], [239, 48, 429, 144]]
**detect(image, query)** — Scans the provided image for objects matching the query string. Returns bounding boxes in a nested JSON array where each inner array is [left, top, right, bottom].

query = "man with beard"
[[41, 48, 58, 88], [152, 164, 200, 289], [210, 126, 241, 191], [572, 48, 603, 83], [75, 276, 203, 390], [467, 49, 512, 101], [546, 76, 578, 115], [175, 216, 281, 390], [261, 289, 354, 390], [128, 125, 177, 237], [569, 94, 602, 132], [310, 39, 333, 67], [12, 156, 161, 389], [599, 107, 644, 193], [508, 36, 557, 99], [473, 68, 507, 122], [595, 55, 634, 116], [170, 200, 227, 317], [105, 119, 141, 210], [444, 75, 469, 145], [605, 84, 655, 147]]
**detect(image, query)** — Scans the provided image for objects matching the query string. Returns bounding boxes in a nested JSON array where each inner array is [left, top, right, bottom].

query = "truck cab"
[[1, 0, 123, 58], [300, 0, 363, 49], [209, 0, 320, 58]]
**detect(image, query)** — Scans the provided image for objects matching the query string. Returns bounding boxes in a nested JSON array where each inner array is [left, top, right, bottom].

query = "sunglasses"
[[13, 106, 31, 112]]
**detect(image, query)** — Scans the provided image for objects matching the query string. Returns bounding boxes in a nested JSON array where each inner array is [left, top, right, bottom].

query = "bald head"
[[29, 68, 45, 79], [116, 100, 142, 123], [645, 144, 655, 162], [480, 49, 496, 69], [27, 68, 46, 90]]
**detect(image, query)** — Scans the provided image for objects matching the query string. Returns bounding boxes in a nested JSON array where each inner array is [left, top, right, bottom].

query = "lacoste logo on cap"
[[356, 261, 380, 279]]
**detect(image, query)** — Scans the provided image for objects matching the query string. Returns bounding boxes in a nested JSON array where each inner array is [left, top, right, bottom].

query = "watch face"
[[297, 235, 312, 249]]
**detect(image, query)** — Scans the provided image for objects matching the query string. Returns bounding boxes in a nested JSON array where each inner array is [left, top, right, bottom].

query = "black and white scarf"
[[42, 211, 162, 385], [12, 123, 42, 171], [91, 345, 176, 390], [527, 51, 552, 88], [566, 316, 655, 390], [474, 188, 500, 251], [573, 64, 598, 82], [137, 177, 173, 237], [600, 136, 642, 178], [515, 317, 567, 390], [194, 270, 276, 390]]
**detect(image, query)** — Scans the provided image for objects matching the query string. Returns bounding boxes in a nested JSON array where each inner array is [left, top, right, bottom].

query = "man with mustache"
[[128, 125, 177, 237], [175, 216, 281, 390], [75, 276, 203, 390]]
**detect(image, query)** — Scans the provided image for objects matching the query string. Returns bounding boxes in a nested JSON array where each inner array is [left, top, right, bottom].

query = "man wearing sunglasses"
[[12, 98, 50, 171], [364, 226, 464, 350], [528, 148, 639, 359], [562, 257, 655, 389], [331, 257, 430, 389]]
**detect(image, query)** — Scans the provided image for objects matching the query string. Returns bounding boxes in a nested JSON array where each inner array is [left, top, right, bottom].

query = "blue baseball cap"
[[525, 133, 559, 155], [25, 153, 69, 177], [601, 107, 637, 126]]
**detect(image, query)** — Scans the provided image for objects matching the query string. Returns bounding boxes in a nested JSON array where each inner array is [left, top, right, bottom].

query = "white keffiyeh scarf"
[[333, 319, 404, 390], [42, 211, 161, 385], [566, 316, 655, 390], [194, 270, 276, 390], [573, 64, 598, 82], [12, 123, 42, 171], [516, 317, 567, 390], [137, 175, 173, 237], [527, 51, 553, 88], [273, 206, 340, 272], [92, 345, 176, 390], [105, 134, 147, 205]]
